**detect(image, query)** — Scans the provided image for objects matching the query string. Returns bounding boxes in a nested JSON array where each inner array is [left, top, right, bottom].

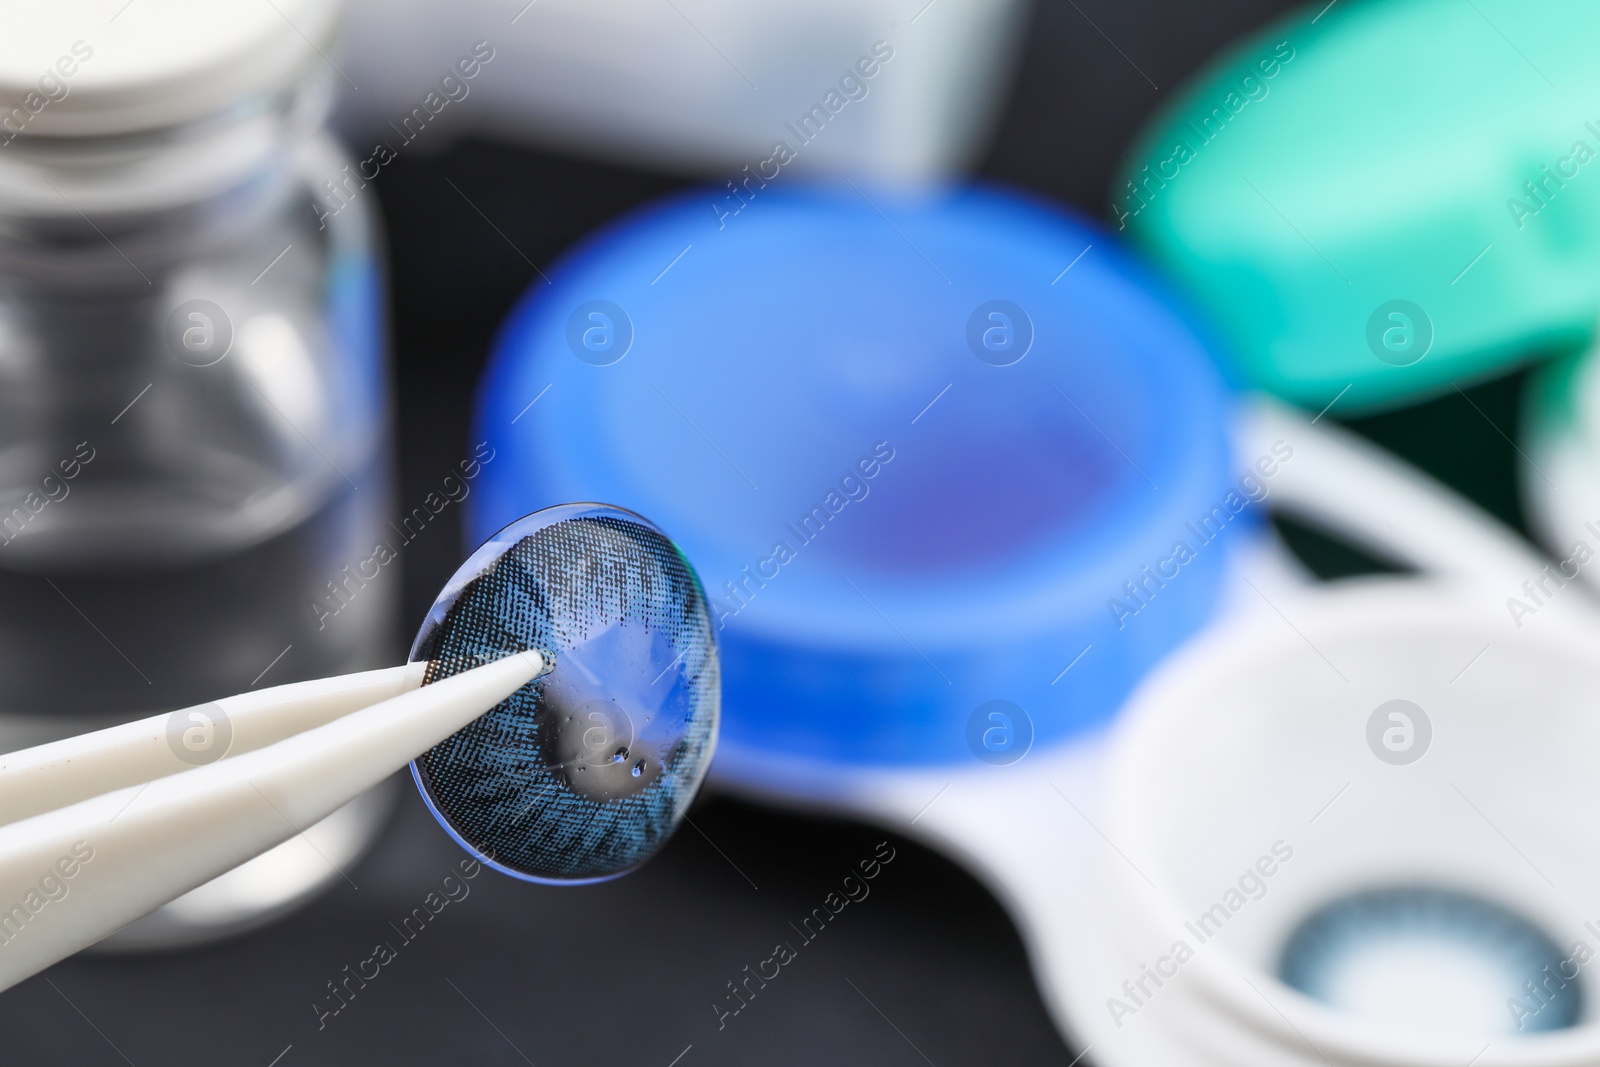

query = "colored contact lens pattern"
[[410, 504, 719, 883], [1278, 886, 1581, 1037]]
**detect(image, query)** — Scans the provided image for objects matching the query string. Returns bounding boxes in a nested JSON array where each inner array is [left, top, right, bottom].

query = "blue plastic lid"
[[470, 183, 1243, 776]]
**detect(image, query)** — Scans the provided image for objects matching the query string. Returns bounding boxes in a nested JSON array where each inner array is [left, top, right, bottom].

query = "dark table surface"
[[0, 0, 1545, 1062]]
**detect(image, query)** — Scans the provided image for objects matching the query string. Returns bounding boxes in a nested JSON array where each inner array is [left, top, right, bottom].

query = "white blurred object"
[[333, 0, 1031, 180], [0, 0, 335, 137], [1526, 335, 1600, 603], [1050, 581, 1600, 1065]]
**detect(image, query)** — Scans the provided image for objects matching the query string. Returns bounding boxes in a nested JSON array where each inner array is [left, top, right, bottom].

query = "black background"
[[0, 0, 1545, 1062]]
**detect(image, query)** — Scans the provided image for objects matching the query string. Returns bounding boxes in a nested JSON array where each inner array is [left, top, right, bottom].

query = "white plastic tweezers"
[[0, 650, 547, 993]]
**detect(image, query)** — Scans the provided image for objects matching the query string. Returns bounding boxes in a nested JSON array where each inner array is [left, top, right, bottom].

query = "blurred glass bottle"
[[0, 1, 397, 945]]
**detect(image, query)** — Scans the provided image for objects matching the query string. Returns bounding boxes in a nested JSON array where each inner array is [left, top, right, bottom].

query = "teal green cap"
[[1117, 0, 1600, 414]]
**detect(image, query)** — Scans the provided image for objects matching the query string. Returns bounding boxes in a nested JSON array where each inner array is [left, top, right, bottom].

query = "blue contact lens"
[[1279, 886, 1582, 1037], [409, 503, 719, 883]]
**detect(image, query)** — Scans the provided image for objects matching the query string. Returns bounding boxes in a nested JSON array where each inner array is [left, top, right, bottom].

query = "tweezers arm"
[[0, 650, 544, 993], [0, 663, 430, 829]]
